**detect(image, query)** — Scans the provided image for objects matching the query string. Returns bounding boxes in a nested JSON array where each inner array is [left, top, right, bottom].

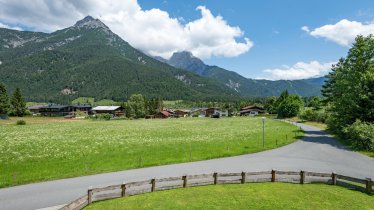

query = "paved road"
[[1, 122, 373, 210]]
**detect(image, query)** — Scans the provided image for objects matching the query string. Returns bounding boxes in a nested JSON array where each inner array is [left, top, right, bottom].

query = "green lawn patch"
[[85, 183, 373, 210], [0, 117, 301, 187]]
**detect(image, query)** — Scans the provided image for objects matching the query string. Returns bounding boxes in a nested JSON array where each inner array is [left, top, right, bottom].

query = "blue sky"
[[1, 0, 373, 80], [138, 0, 374, 79]]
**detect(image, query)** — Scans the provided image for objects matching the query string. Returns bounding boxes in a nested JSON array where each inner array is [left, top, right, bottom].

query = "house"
[[174, 109, 190, 118], [91, 106, 125, 116], [190, 108, 207, 117], [205, 107, 221, 117], [28, 104, 46, 114], [239, 105, 265, 116], [39, 104, 73, 116], [72, 105, 92, 115], [154, 111, 170, 119]]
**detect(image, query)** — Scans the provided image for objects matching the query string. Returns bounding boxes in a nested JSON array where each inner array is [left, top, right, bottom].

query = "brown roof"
[[240, 105, 264, 111]]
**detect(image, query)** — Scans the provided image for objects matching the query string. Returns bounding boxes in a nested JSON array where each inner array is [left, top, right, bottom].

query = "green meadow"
[[0, 117, 302, 187]]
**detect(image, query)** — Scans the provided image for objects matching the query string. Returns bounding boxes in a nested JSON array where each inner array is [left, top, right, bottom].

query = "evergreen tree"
[[322, 35, 374, 133], [0, 83, 10, 116], [11, 87, 27, 117]]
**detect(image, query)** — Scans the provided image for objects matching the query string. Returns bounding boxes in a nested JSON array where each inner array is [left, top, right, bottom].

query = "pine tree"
[[0, 83, 10, 116], [11, 87, 27, 117]]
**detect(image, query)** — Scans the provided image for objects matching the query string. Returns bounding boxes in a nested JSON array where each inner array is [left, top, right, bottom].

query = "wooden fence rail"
[[59, 170, 373, 210]]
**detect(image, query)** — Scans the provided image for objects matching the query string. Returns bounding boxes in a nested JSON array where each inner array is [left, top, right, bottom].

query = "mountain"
[[158, 51, 324, 97], [0, 16, 239, 102]]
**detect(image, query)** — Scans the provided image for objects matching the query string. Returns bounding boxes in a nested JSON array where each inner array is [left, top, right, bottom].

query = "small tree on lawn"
[[0, 83, 10, 116], [11, 87, 26, 117]]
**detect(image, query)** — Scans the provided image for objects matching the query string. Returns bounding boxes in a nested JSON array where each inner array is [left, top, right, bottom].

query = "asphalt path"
[[0, 122, 373, 210]]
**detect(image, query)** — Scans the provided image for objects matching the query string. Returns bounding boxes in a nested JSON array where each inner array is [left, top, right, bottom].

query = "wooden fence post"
[[365, 178, 372, 193], [121, 183, 126, 197], [300, 171, 305, 184], [241, 172, 246, 184], [271, 170, 276, 182], [182, 175, 187, 188], [88, 186, 93, 204], [331, 172, 337, 185], [151, 178, 156, 192], [213, 172, 218, 185]]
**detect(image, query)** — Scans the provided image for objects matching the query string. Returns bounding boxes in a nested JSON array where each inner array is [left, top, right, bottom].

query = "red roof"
[[160, 111, 170, 117]]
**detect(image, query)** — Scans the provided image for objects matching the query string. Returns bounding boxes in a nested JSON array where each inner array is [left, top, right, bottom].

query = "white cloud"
[[301, 26, 309, 33], [0, 0, 252, 59], [0, 22, 22, 31], [304, 19, 374, 46], [260, 61, 336, 80]]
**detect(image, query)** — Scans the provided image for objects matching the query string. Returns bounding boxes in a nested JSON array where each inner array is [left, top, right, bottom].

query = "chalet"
[[91, 106, 125, 116], [206, 107, 221, 117], [72, 105, 92, 114], [154, 111, 170, 119], [39, 104, 73, 116], [190, 108, 207, 117], [174, 109, 190, 118], [239, 105, 265, 116], [28, 104, 46, 114]]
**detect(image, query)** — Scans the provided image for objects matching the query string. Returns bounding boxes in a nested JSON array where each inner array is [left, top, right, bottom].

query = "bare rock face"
[[74, 16, 110, 31]]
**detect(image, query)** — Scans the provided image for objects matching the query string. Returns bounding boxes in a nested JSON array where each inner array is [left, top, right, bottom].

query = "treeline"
[[0, 84, 27, 118]]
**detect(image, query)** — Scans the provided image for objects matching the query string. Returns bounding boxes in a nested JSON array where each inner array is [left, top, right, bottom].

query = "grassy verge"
[[85, 183, 373, 210], [0, 117, 302, 188]]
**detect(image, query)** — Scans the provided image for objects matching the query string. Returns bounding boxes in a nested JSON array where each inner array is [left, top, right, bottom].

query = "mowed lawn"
[[85, 183, 373, 210], [0, 117, 302, 187]]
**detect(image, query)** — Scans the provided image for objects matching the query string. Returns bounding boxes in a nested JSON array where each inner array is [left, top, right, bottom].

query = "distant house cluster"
[[28, 104, 265, 119], [28, 104, 124, 118]]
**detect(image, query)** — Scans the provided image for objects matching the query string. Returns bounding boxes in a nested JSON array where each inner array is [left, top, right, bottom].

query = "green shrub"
[[16, 120, 26, 125], [97, 113, 112, 121], [299, 109, 327, 123], [343, 121, 374, 151]]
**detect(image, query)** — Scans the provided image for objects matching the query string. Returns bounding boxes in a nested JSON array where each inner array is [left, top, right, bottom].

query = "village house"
[[27, 104, 46, 114], [239, 105, 265, 116], [39, 104, 74, 116], [173, 109, 190, 118], [154, 111, 170, 119], [205, 107, 228, 118], [91, 106, 125, 116], [190, 108, 207, 117]]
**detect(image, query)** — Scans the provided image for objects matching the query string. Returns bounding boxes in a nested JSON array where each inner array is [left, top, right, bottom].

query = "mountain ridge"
[[0, 16, 324, 103], [157, 51, 325, 97]]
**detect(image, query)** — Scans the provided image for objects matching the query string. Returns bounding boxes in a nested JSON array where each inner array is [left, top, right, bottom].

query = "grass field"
[[85, 183, 373, 210], [0, 117, 302, 188]]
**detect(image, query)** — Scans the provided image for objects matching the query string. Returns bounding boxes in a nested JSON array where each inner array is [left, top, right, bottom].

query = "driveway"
[[0, 122, 373, 210]]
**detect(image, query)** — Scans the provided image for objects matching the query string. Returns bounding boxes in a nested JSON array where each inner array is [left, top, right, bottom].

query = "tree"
[[264, 96, 277, 114], [11, 87, 27, 117], [126, 94, 146, 118], [322, 35, 374, 133], [277, 95, 304, 118], [309, 96, 322, 110], [0, 83, 10, 116]]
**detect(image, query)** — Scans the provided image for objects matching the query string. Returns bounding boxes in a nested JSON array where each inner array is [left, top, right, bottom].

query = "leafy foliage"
[[276, 91, 304, 118], [322, 35, 374, 138], [343, 120, 374, 151]]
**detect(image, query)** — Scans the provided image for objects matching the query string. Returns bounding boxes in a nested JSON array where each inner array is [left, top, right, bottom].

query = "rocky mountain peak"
[[168, 51, 207, 75], [74, 16, 109, 30]]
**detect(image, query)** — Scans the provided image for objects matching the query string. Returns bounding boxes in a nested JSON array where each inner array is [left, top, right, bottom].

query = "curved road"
[[0, 122, 373, 210]]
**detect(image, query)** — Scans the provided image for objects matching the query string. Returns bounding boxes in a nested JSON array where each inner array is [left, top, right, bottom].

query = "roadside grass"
[[0, 117, 302, 188], [85, 183, 374, 210]]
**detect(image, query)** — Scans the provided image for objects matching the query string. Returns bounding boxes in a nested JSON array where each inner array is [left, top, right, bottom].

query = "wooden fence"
[[59, 170, 373, 210]]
